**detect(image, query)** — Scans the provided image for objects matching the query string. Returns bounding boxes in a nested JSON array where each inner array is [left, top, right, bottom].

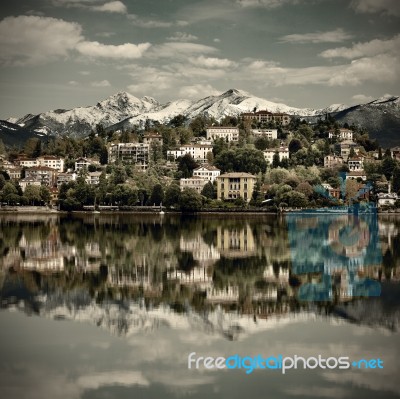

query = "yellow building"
[[216, 172, 256, 202]]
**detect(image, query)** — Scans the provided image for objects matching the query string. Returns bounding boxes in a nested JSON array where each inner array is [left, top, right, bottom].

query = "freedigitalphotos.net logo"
[[188, 353, 384, 374]]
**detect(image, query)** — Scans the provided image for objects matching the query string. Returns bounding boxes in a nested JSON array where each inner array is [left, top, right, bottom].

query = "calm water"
[[0, 213, 399, 399]]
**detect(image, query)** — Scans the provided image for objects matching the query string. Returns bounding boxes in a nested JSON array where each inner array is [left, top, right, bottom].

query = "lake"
[[0, 213, 399, 399]]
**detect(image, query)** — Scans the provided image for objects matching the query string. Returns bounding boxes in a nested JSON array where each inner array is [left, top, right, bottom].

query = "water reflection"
[[1, 214, 400, 399], [0, 214, 399, 337]]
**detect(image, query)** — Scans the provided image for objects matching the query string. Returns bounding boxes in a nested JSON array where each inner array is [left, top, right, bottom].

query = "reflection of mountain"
[[0, 214, 399, 338]]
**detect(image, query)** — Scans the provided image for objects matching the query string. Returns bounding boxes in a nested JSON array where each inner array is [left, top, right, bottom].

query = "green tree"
[[1, 182, 19, 204], [148, 184, 164, 206], [169, 114, 187, 128], [381, 157, 397, 180], [272, 152, 280, 168], [178, 154, 198, 178], [201, 181, 216, 199], [392, 166, 400, 193], [40, 185, 51, 205], [165, 182, 181, 207], [289, 138, 302, 155], [24, 185, 42, 205], [179, 188, 202, 212]]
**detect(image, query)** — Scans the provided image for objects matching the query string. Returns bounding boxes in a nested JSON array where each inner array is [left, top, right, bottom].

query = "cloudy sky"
[[0, 0, 399, 118]]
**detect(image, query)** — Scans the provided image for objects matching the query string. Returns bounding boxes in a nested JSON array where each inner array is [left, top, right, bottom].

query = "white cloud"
[[0, 15, 83, 66], [237, 0, 299, 8], [213, 38, 221, 43], [79, 70, 90, 75], [320, 34, 400, 59], [189, 55, 236, 68], [68, 80, 79, 86], [351, 94, 374, 104], [92, 1, 127, 13], [127, 14, 186, 28], [350, 0, 400, 17], [279, 28, 352, 44], [147, 42, 217, 59], [248, 59, 280, 69], [166, 32, 198, 42], [77, 371, 149, 389], [179, 84, 221, 99], [91, 79, 111, 87], [76, 41, 151, 59], [96, 31, 116, 37]]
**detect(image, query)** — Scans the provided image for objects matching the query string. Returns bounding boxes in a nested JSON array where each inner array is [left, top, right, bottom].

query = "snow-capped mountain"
[[4, 89, 399, 147]]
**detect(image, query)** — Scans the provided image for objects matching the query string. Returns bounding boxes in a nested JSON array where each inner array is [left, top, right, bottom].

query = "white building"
[[37, 156, 64, 172], [75, 157, 91, 171], [193, 165, 220, 182], [328, 128, 354, 141], [263, 147, 289, 164], [109, 143, 149, 170], [19, 177, 41, 192], [348, 156, 364, 171], [377, 192, 398, 207], [206, 126, 239, 142], [57, 172, 77, 187], [180, 177, 208, 193], [346, 171, 367, 181], [18, 158, 38, 168], [167, 144, 213, 162], [251, 129, 278, 140], [85, 172, 102, 185]]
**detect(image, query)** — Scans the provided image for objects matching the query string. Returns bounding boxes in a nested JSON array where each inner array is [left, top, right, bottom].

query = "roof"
[[206, 126, 239, 130], [347, 171, 366, 176], [218, 172, 256, 178], [194, 164, 220, 171], [26, 166, 56, 172], [264, 147, 289, 153]]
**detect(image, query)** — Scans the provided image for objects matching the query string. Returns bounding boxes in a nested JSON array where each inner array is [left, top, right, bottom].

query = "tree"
[[214, 148, 267, 174], [392, 166, 400, 193], [272, 152, 280, 168], [201, 181, 216, 199], [254, 137, 269, 151], [40, 185, 51, 205], [179, 188, 202, 212], [148, 184, 164, 206], [99, 146, 108, 165], [165, 182, 181, 207], [1, 182, 19, 204], [381, 157, 397, 180], [24, 185, 42, 205], [177, 154, 198, 178], [169, 114, 187, 128], [289, 138, 302, 155]]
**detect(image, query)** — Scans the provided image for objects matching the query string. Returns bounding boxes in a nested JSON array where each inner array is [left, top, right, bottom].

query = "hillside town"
[[0, 110, 399, 212]]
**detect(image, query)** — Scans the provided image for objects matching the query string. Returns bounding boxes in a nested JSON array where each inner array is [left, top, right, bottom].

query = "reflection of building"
[[217, 173, 256, 202], [263, 265, 289, 283], [179, 235, 220, 264], [217, 225, 255, 257], [252, 287, 278, 301], [167, 266, 212, 287], [206, 285, 239, 302]]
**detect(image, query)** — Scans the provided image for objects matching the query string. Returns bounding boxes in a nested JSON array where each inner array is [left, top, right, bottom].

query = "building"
[[193, 165, 220, 182], [263, 147, 289, 164], [57, 172, 77, 187], [180, 177, 208, 193], [25, 166, 57, 187], [217, 172, 257, 202], [242, 110, 291, 126], [85, 171, 102, 185], [321, 183, 341, 201], [346, 171, 367, 181], [37, 156, 64, 172], [348, 156, 364, 171], [18, 158, 38, 168], [324, 155, 343, 168], [108, 143, 150, 170], [167, 144, 213, 162], [251, 129, 278, 140], [7, 167, 22, 180], [75, 157, 91, 171], [143, 132, 163, 145], [339, 140, 360, 161], [19, 177, 41, 192], [328, 128, 353, 141], [206, 126, 239, 142], [391, 146, 400, 161]]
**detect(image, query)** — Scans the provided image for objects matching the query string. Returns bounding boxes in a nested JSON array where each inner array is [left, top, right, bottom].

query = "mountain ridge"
[[3, 89, 400, 147]]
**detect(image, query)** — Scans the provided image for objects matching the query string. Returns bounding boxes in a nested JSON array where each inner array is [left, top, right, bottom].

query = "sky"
[[0, 0, 399, 119]]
